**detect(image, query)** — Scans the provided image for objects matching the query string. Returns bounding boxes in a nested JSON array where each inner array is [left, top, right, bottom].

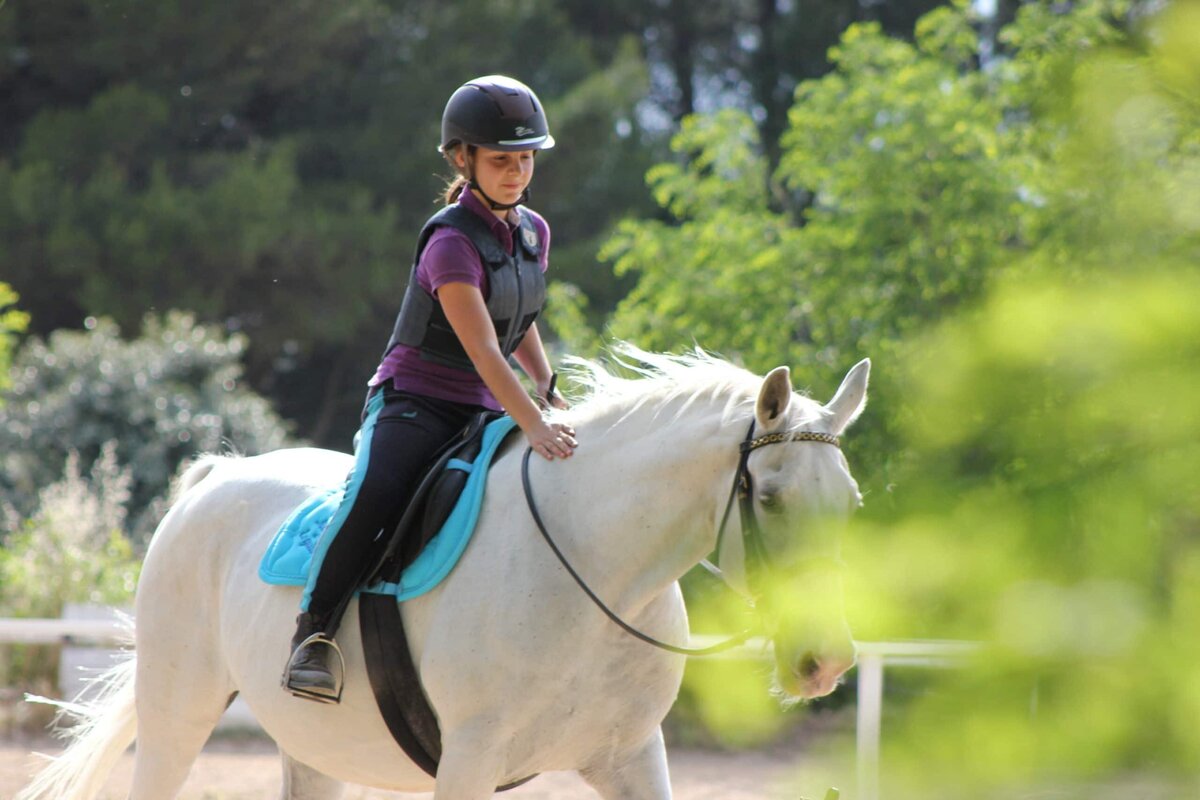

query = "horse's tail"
[[16, 654, 138, 800], [17, 455, 231, 799]]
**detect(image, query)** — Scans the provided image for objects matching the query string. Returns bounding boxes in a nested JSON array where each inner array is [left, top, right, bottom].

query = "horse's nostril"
[[797, 653, 820, 679]]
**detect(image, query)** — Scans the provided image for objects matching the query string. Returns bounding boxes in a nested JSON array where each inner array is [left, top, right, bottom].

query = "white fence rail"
[[0, 606, 259, 731], [852, 640, 979, 800], [684, 635, 980, 800], [2, 614, 976, 798], [0, 617, 129, 646]]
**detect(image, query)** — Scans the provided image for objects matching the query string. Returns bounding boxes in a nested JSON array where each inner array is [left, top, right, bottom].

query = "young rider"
[[285, 75, 577, 702]]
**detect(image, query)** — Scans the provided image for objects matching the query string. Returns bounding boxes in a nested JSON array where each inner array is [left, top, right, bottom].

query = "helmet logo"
[[514, 125, 536, 137]]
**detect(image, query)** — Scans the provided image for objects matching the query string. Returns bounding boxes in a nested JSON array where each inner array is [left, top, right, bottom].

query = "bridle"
[[520, 418, 843, 657], [708, 421, 843, 594]]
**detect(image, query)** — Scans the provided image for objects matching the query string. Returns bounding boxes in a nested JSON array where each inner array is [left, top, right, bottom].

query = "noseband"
[[520, 418, 842, 657]]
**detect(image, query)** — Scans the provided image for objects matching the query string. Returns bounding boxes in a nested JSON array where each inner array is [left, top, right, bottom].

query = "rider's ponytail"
[[441, 144, 474, 205]]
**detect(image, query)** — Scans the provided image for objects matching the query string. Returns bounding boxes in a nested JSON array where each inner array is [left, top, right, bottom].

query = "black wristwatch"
[[539, 372, 560, 409]]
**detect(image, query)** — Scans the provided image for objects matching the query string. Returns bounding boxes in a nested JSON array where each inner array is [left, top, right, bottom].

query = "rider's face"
[[459, 147, 535, 214]]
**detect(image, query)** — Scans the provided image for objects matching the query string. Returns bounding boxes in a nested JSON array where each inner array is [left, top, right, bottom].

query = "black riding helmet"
[[441, 74, 552, 209], [440, 76, 554, 210], [439, 75, 555, 154]]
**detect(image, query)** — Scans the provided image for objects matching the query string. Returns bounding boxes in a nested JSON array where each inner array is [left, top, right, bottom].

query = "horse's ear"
[[756, 366, 792, 431], [824, 358, 870, 435]]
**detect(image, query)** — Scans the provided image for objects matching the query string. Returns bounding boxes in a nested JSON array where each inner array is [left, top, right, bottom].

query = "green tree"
[[607, 0, 1200, 790], [604, 2, 1041, 480], [0, 0, 665, 447], [846, 13, 1200, 771], [0, 0, 953, 452], [0, 311, 293, 542], [0, 282, 29, 398], [556, 0, 946, 176]]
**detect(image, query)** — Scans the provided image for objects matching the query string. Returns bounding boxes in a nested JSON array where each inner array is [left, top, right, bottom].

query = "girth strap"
[[359, 593, 440, 776], [358, 593, 538, 791]]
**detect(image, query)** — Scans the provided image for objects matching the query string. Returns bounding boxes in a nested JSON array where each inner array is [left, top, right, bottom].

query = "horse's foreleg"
[[579, 727, 673, 800], [280, 754, 344, 800]]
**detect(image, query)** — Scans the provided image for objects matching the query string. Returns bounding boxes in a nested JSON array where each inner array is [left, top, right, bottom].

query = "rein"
[[520, 419, 842, 657]]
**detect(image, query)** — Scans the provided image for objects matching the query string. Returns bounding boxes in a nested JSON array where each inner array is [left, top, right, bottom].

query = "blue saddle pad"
[[258, 416, 518, 601]]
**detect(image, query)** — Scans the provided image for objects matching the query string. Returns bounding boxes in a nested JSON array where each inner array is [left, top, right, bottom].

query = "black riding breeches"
[[304, 384, 484, 622]]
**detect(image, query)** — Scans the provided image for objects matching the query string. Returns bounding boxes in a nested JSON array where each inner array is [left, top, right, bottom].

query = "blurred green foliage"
[[601, 0, 1195, 477], [600, 0, 1200, 786], [0, 283, 29, 397], [845, 4, 1200, 793], [602, 0, 1200, 792], [0, 311, 293, 543], [602, 3, 1062, 485], [0, 443, 139, 689]]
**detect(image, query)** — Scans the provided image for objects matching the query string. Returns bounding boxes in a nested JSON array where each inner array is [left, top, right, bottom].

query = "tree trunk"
[[667, 0, 696, 120], [752, 0, 784, 177]]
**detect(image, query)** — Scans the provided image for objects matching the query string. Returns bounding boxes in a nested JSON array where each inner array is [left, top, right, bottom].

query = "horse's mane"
[[557, 343, 812, 428]]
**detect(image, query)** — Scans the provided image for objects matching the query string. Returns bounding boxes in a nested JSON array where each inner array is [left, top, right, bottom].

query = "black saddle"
[[357, 412, 534, 792], [368, 410, 502, 584]]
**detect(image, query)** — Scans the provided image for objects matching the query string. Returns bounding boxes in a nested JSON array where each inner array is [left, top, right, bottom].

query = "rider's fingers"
[[531, 426, 576, 460]]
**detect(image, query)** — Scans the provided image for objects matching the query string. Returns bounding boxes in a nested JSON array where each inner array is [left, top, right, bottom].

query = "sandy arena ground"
[[1, 733, 852, 799]]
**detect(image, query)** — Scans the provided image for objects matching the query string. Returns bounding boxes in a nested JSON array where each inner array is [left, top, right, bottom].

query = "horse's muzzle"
[[777, 648, 856, 699]]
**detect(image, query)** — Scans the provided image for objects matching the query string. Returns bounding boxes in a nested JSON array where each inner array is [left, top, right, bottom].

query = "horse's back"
[[144, 447, 346, 558], [195, 447, 353, 499]]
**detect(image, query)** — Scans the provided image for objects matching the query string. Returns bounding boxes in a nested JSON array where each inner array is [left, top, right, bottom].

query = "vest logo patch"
[[522, 227, 538, 250]]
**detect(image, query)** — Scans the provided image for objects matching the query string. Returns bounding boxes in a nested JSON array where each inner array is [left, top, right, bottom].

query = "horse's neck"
[[556, 398, 741, 614]]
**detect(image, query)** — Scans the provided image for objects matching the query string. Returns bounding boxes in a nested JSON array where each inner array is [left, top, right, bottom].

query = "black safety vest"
[[384, 204, 546, 372]]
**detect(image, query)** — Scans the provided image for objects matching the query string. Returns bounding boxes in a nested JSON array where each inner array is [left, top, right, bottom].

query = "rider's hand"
[[525, 419, 577, 461]]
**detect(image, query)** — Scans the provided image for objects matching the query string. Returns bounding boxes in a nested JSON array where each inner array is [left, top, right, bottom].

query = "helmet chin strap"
[[469, 179, 529, 211]]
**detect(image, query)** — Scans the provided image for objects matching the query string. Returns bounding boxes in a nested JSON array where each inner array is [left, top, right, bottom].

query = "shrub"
[[0, 311, 294, 542], [0, 444, 139, 691]]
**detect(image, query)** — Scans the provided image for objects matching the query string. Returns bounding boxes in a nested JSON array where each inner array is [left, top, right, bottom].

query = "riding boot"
[[283, 612, 342, 703]]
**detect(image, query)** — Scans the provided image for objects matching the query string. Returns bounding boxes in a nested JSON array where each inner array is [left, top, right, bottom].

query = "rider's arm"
[[438, 282, 575, 459], [512, 322, 567, 410]]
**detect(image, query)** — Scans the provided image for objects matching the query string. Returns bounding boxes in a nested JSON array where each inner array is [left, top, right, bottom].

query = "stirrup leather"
[[281, 632, 346, 705]]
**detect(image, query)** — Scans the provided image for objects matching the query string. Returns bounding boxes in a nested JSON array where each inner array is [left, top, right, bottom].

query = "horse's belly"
[[502, 678, 683, 775], [415, 594, 689, 778]]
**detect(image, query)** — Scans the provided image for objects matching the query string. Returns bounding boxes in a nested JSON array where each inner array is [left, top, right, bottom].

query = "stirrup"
[[281, 632, 346, 705]]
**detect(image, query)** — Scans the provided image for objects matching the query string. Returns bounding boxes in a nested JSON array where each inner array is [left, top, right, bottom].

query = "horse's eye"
[[759, 491, 784, 514]]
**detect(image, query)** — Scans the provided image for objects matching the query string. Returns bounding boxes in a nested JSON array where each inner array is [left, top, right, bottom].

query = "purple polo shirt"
[[370, 188, 551, 411]]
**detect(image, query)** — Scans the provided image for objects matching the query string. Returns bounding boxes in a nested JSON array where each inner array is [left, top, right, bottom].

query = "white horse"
[[20, 348, 869, 800]]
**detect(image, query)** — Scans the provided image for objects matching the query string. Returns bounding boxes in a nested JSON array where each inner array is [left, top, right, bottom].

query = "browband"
[[741, 430, 841, 453]]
